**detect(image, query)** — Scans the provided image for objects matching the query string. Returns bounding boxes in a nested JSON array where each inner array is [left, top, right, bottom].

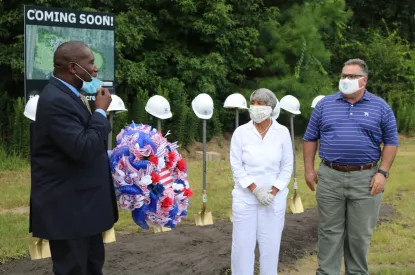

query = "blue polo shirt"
[[303, 90, 399, 166]]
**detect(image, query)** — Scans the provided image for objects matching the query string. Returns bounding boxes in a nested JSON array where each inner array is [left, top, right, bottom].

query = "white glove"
[[265, 191, 275, 205], [252, 188, 275, 206]]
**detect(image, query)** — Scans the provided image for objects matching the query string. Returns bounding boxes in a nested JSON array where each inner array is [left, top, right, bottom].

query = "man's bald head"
[[53, 41, 90, 72], [52, 41, 97, 88]]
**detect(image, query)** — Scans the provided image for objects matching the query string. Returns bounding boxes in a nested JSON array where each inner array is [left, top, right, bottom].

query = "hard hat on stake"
[[24, 95, 39, 121], [280, 95, 301, 115], [107, 94, 127, 113], [192, 93, 214, 119], [224, 93, 248, 109], [311, 95, 325, 108], [145, 95, 172, 119]]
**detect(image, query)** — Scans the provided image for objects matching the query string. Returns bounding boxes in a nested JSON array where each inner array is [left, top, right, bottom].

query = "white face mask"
[[339, 77, 364, 95], [249, 105, 272, 123]]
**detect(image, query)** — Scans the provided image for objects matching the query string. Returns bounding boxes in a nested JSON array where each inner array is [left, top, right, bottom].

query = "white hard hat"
[[107, 94, 127, 113], [192, 93, 214, 119], [24, 95, 39, 121], [145, 95, 172, 119], [280, 95, 301, 115], [223, 93, 248, 109], [271, 99, 281, 120], [311, 95, 325, 108]]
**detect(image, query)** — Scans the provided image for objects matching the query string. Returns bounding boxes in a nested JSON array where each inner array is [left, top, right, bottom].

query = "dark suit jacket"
[[30, 77, 118, 240]]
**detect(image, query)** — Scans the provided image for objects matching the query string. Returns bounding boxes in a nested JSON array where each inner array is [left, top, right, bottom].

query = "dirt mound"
[[0, 205, 394, 275]]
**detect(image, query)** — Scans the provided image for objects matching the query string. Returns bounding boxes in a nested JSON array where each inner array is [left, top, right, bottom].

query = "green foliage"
[[247, 0, 352, 127], [0, 147, 29, 171], [128, 88, 150, 125], [0, 93, 15, 147], [111, 110, 129, 149], [170, 92, 199, 148], [346, 0, 415, 43], [396, 103, 415, 136], [157, 78, 199, 148], [363, 28, 415, 134], [10, 98, 30, 159], [328, 20, 415, 134], [0, 0, 414, 157]]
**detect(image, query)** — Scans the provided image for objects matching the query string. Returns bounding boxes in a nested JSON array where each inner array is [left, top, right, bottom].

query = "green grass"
[[367, 138, 415, 272], [369, 266, 415, 275], [1, 137, 415, 274], [0, 213, 32, 263], [284, 138, 415, 274], [113, 159, 235, 233], [0, 147, 29, 171], [0, 147, 31, 212], [187, 160, 234, 219], [0, 170, 31, 211]]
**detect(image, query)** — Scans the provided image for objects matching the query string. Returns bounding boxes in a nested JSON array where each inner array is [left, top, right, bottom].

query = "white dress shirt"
[[230, 120, 293, 204]]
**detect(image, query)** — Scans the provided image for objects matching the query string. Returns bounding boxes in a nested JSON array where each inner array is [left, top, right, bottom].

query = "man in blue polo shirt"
[[303, 58, 399, 275]]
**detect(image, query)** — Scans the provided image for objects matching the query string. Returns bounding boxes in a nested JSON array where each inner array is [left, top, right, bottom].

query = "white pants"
[[231, 188, 288, 275]]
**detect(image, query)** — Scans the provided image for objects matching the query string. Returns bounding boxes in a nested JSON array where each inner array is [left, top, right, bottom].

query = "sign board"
[[24, 6, 116, 103]]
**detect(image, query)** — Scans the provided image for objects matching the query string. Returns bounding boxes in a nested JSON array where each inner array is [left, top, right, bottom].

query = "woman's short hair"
[[250, 88, 277, 109]]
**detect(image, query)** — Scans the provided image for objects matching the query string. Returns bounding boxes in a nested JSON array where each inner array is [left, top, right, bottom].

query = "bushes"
[[0, 97, 30, 160], [10, 98, 30, 159], [0, 0, 414, 157]]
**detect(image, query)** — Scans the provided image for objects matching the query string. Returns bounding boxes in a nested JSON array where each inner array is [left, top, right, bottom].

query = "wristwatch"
[[377, 169, 389, 178]]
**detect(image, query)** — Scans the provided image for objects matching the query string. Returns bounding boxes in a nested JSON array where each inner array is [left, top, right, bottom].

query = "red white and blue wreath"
[[109, 123, 193, 229]]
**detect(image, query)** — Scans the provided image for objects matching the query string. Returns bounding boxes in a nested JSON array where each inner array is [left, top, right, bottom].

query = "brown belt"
[[322, 160, 378, 172]]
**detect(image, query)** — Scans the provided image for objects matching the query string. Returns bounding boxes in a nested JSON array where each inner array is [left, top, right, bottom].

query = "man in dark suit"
[[31, 41, 119, 275]]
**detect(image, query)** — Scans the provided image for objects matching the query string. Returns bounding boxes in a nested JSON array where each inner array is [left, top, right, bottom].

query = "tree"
[[11, 97, 30, 158], [346, 0, 415, 43], [241, 0, 352, 131], [0, 0, 414, 155]]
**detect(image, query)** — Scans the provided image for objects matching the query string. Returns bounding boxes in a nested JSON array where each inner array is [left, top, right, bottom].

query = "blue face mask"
[[81, 77, 102, 95], [71, 62, 102, 94]]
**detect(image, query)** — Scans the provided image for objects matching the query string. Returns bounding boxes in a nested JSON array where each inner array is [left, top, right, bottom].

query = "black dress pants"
[[49, 233, 104, 275]]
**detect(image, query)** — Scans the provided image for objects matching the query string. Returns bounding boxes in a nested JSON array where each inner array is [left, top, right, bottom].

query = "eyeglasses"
[[341, 74, 365, 80]]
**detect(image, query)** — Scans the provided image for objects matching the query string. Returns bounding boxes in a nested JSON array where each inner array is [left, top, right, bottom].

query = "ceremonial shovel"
[[288, 114, 304, 214], [194, 119, 214, 226]]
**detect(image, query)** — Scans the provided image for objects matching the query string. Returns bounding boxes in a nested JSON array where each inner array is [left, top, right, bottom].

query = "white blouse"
[[230, 120, 293, 204]]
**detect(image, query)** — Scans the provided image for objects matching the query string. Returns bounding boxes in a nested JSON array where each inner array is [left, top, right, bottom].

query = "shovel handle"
[[294, 179, 298, 190], [290, 115, 296, 179], [203, 119, 207, 190], [108, 113, 113, 150], [201, 201, 207, 214], [157, 119, 162, 132], [200, 190, 208, 215]]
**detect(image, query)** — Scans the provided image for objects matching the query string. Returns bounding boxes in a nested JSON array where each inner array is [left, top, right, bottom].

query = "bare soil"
[[0, 205, 394, 275]]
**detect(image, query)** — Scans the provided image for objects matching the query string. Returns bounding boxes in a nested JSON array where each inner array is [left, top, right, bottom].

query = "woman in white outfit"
[[230, 88, 293, 275]]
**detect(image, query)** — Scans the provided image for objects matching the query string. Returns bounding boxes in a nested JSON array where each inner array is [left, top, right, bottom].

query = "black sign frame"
[[24, 5, 116, 103]]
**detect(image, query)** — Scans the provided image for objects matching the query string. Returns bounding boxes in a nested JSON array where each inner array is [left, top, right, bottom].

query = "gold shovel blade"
[[102, 227, 116, 244], [153, 227, 172, 233], [194, 211, 213, 226], [29, 239, 42, 260], [289, 192, 304, 214], [40, 240, 51, 258], [228, 208, 233, 222]]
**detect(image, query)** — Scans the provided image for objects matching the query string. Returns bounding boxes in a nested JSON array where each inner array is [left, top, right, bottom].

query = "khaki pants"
[[316, 162, 382, 275]]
